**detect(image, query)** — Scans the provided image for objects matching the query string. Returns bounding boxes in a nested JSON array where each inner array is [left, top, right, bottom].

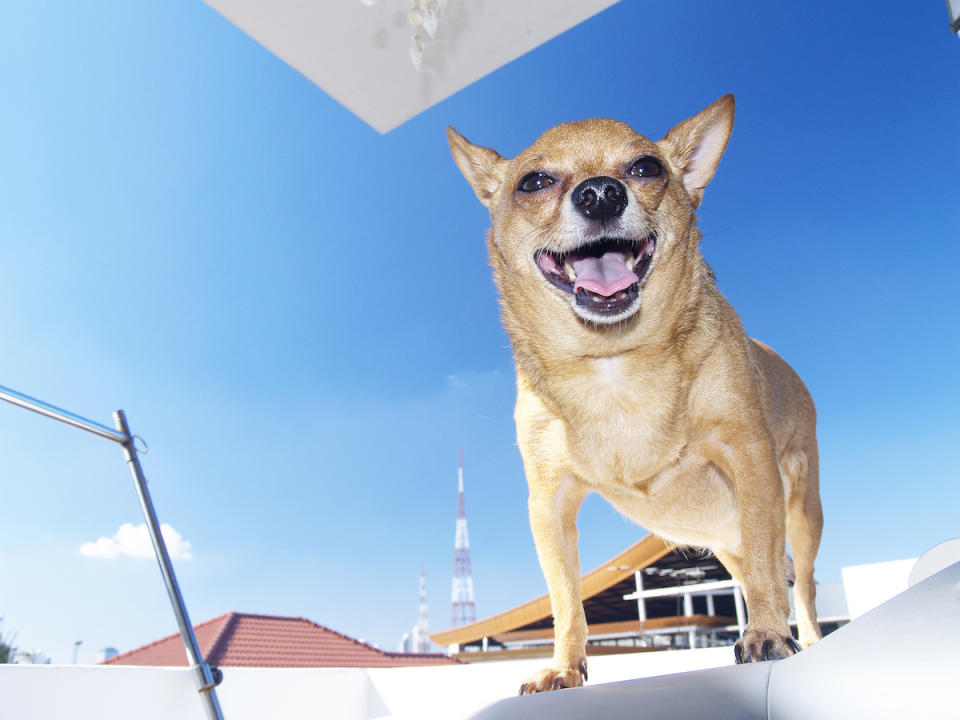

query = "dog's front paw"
[[734, 630, 801, 663], [518, 661, 587, 694]]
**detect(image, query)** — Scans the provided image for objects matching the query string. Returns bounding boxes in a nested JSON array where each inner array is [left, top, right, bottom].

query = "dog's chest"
[[558, 356, 688, 486], [592, 356, 626, 386]]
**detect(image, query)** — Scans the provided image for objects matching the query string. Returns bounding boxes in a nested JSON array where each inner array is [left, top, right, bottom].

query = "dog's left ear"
[[660, 95, 735, 209]]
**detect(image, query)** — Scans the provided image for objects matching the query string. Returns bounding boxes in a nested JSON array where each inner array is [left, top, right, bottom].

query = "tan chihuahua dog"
[[447, 95, 823, 694]]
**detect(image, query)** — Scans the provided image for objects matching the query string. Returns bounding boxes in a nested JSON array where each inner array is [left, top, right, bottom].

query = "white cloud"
[[446, 373, 469, 388], [78, 522, 193, 560], [446, 369, 502, 390]]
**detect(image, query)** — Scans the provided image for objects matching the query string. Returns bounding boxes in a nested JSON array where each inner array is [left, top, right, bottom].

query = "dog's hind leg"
[[781, 447, 823, 647]]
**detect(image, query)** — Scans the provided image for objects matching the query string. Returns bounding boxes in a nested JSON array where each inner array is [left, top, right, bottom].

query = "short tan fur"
[[447, 95, 823, 694]]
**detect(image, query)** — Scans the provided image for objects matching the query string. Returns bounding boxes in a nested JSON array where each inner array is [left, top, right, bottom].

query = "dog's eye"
[[629, 157, 663, 178], [518, 172, 556, 193]]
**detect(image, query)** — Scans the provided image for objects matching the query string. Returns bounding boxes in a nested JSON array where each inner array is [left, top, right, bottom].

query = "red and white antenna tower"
[[450, 446, 476, 627]]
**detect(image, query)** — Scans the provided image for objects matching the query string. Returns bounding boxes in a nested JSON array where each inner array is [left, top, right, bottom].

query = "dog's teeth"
[[563, 260, 576, 281], [625, 255, 636, 272]]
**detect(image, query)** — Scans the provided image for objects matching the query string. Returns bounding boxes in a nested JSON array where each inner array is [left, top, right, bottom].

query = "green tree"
[[0, 627, 17, 663]]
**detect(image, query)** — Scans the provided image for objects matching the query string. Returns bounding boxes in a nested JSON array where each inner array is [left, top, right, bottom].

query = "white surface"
[[202, 0, 621, 133], [0, 647, 732, 720], [769, 557, 960, 720], [793, 581, 848, 622], [0, 664, 207, 719], [908, 538, 960, 587], [367, 647, 732, 719], [841, 558, 916, 620], [217, 667, 382, 720]]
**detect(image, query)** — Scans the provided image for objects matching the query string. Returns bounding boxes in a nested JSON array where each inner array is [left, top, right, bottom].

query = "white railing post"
[[633, 571, 647, 622]]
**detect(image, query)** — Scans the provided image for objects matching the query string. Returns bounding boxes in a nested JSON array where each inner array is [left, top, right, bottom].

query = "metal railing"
[[0, 384, 225, 720], [623, 575, 747, 649]]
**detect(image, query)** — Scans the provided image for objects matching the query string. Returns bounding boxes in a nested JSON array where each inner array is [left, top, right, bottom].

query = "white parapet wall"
[[0, 647, 733, 720], [1, 664, 211, 720], [841, 558, 916, 620], [366, 647, 733, 720]]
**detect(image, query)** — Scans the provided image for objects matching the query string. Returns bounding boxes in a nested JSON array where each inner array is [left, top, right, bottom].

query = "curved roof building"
[[431, 535, 747, 660]]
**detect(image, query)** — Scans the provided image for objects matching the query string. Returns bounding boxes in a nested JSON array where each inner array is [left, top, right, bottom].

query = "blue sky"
[[1, 1, 958, 663]]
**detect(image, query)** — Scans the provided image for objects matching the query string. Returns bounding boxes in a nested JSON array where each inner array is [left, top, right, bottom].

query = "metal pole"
[[0, 385, 126, 443], [114, 410, 224, 720], [0, 385, 225, 720]]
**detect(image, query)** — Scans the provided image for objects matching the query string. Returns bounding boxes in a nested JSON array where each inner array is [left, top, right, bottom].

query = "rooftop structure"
[[104, 612, 459, 669], [433, 534, 851, 660]]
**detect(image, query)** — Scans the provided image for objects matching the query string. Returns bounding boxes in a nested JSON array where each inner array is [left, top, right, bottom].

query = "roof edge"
[[102, 612, 234, 666], [205, 612, 241, 666], [431, 533, 673, 646]]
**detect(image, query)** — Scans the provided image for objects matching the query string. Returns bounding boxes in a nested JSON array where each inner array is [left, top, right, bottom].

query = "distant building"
[[432, 534, 851, 660], [399, 570, 433, 654], [103, 612, 460, 668], [398, 624, 432, 654], [98, 647, 118, 663], [13, 650, 50, 665]]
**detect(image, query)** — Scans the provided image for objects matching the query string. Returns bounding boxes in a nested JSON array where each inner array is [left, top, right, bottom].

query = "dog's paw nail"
[[579, 660, 588, 682], [520, 666, 585, 694], [767, 634, 801, 660], [737, 631, 800, 663]]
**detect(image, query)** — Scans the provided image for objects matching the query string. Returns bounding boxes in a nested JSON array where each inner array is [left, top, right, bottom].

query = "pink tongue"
[[572, 251, 638, 297]]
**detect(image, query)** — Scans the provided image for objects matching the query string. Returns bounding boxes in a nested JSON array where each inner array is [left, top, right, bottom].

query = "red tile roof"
[[103, 612, 461, 668]]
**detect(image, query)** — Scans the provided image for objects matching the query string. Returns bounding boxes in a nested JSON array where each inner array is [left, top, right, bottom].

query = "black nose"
[[571, 176, 627, 221]]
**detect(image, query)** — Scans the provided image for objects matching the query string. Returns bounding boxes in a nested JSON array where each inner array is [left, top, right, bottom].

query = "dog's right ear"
[[446, 127, 507, 209]]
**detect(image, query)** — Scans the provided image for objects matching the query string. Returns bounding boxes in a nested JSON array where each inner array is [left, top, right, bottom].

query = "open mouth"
[[535, 235, 656, 317]]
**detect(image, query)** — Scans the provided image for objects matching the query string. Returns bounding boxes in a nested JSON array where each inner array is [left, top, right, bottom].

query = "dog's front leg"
[[518, 473, 589, 694], [708, 437, 798, 663]]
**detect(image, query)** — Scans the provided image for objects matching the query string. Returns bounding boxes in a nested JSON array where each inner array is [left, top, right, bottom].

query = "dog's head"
[[448, 95, 734, 334]]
